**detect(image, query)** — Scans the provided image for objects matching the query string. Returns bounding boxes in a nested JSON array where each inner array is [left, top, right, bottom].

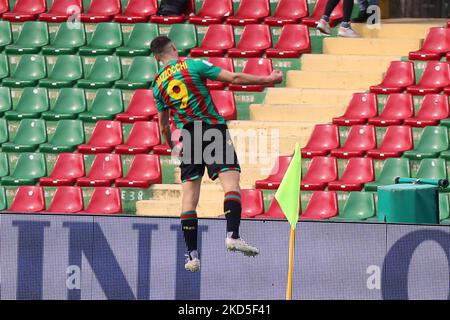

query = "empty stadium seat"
[[114, 0, 157, 23], [407, 61, 450, 95], [77, 153, 122, 186], [301, 156, 338, 190], [2, 54, 47, 88], [301, 124, 340, 158], [415, 158, 447, 180], [39, 55, 84, 88], [115, 89, 157, 123], [366, 125, 413, 159], [265, 24, 311, 58], [257, 198, 287, 220], [264, 0, 308, 26], [240, 189, 264, 218], [0, 186, 7, 211], [77, 120, 123, 154], [210, 90, 236, 120], [370, 61, 415, 94], [330, 125, 376, 158], [0, 86, 11, 116], [168, 24, 197, 56], [39, 0, 83, 22], [2, 119, 47, 152], [409, 27, 450, 61], [0, 53, 8, 80], [228, 58, 273, 92], [80, 0, 121, 22], [115, 121, 160, 154], [404, 94, 449, 127], [45, 186, 84, 213], [5, 87, 49, 120], [365, 158, 411, 191], [115, 56, 158, 89], [226, 0, 270, 26], [77, 55, 122, 89], [189, 0, 233, 25], [300, 191, 338, 220], [115, 154, 162, 188], [228, 24, 272, 58], [206, 57, 234, 90], [6, 21, 49, 54], [332, 93, 378, 126], [368, 93, 414, 126], [333, 192, 376, 221], [42, 88, 86, 120], [79, 22, 122, 56], [403, 126, 449, 159], [83, 187, 122, 214], [42, 22, 86, 55], [439, 193, 450, 223], [0, 21, 12, 51], [79, 88, 123, 122], [327, 157, 374, 191], [2, 0, 46, 22], [40, 153, 85, 186], [8, 186, 45, 212], [302, 0, 343, 27], [39, 119, 85, 153], [116, 23, 158, 57], [255, 155, 292, 189], [1, 152, 46, 185], [0, 0, 8, 17], [149, 0, 194, 24], [190, 24, 234, 57], [0, 118, 8, 145]]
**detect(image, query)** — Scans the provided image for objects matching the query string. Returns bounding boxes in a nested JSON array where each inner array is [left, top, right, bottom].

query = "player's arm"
[[215, 69, 284, 86], [158, 108, 174, 149]]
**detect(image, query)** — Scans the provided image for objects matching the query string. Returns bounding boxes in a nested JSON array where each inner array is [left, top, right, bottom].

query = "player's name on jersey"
[[156, 61, 189, 86]]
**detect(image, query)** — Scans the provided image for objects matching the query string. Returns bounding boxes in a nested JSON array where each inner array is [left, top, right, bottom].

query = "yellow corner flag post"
[[274, 143, 301, 300]]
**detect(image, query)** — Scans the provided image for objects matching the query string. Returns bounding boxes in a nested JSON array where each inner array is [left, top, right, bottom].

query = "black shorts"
[[179, 121, 241, 182]]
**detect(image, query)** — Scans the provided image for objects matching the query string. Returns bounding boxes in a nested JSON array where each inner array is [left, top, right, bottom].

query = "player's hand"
[[268, 70, 283, 85], [171, 143, 183, 159]]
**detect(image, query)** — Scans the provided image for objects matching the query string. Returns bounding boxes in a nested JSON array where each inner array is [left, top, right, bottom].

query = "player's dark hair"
[[150, 36, 173, 56]]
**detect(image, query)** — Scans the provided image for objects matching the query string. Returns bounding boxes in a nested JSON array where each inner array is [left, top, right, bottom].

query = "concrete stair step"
[[300, 54, 400, 72], [249, 104, 346, 122], [264, 88, 355, 105], [352, 22, 443, 39]]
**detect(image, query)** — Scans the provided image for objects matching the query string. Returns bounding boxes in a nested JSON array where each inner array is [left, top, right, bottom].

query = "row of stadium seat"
[[408, 27, 450, 61]]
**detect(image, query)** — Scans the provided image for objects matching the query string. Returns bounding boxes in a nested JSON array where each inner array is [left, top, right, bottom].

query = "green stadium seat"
[[39, 55, 84, 88], [331, 192, 376, 221], [2, 54, 47, 87], [78, 88, 123, 122], [403, 126, 449, 160], [0, 153, 9, 178], [116, 23, 158, 57], [0, 87, 12, 116], [42, 88, 87, 121], [42, 22, 86, 55], [114, 56, 158, 90], [365, 158, 411, 192], [168, 24, 197, 56], [0, 118, 9, 145], [0, 186, 6, 210], [0, 21, 12, 52], [79, 22, 123, 56], [77, 55, 122, 88], [0, 53, 9, 81], [1, 152, 46, 186], [439, 193, 450, 223], [2, 119, 47, 152], [39, 119, 85, 153], [5, 87, 49, 120], [5, 21, 49, 54], [415, 158, 447, 180]]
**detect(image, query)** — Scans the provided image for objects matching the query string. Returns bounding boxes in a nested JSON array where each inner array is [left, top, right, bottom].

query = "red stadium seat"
[[83, 187, 122, 214], [228, 24, 272, 58], [264, 0, 308, 26], [409, 27, 450, 61], [301, 124, 340, 158], [266, 24, 311, 58], [3, 0, 46, 22], [367, 125, 413, 159], [8, 186, 45, 212], [228, 58, 273, 92], [115, 89, 158, 123], [115, 154, 162, 188], [80, 0, 121, 22], [115, 121, 160, 154], [153, 121, 181, 155], [114, 0, 157, 23], [150, 0, 194, 24], [332, 93, 378, 126], [39, 153, 85, 186], [255, 155, 292, 189], [190, 24, 234, 57], [226, 0, 270, 26], [368, 93, 414, 126], [327, 157, 374, 191], [300, 191, 338, 220], [447, 52, 450, 61], [448, 21, 450, 28], [444, 86, 450, 94], [0, 0, 8, 17], [301, 156, 338, 191], [77, 153, 122, 187], [404, 94, 449, 127], [39, 0, 82, 22], [302, 0, 343, 27], [77, 120, 123, 154], [241, 189, 265, 218], [370, 61, 415, 94], [256, 198, 288, 220], [206, 57, 234, 90], [407, 61, 450, 95], [330, 125, 376, 158], [189, 0, 233, 25], [211, 90, 237, 120], [46, 186, 84, 213]]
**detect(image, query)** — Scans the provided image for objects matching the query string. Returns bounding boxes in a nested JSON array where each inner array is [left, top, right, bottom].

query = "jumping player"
[[151, 36, 283, 272]]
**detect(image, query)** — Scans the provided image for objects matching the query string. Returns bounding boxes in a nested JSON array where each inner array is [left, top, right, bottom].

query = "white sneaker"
[[184, 251, 200, 272], [338, 26, 360, 38], [317, 19, 332, 35], [226, 237, 259, 257]]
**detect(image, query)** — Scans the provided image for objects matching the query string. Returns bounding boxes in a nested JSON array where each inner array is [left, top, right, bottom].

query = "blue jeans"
[[358, 0, 379, 11]]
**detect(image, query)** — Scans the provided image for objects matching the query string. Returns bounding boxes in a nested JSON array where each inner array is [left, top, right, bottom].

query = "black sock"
[[181, 211, 198, 252], [224, 191, 241, 239]]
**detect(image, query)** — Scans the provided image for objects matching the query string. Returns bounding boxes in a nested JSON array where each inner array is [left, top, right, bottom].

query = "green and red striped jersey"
[[152, 58, 226, 128]]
